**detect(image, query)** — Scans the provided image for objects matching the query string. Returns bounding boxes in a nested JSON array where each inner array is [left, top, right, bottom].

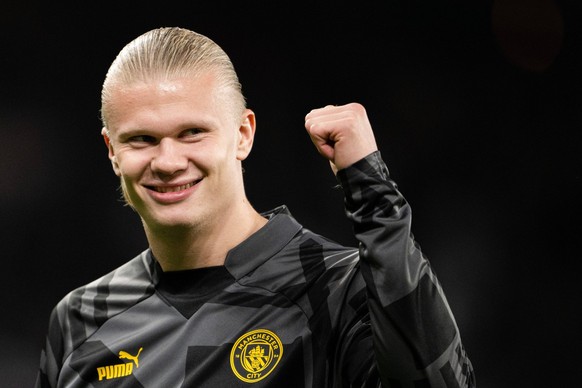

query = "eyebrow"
[[115, 119, 216, 139]]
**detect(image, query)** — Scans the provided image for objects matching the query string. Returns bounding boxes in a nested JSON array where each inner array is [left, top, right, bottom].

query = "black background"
[[1, 1, 581, 387]]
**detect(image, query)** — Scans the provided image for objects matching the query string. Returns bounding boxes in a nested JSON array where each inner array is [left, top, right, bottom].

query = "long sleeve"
[[336, 151, 475, 387], [35, 307, 63, 388]]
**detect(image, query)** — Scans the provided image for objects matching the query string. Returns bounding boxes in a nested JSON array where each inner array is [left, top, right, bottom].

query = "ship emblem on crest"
[[230, 329, 283, 383]]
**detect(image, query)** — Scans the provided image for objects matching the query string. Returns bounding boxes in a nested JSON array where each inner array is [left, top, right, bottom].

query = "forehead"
[[106, 72, 235, 132]]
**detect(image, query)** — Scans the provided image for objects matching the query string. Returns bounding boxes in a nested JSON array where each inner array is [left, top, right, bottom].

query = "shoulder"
[[246, 223, 360, 291], [50, 250, 156, 355], [228, 206, 361, 295], [56, 250, 156, 312]]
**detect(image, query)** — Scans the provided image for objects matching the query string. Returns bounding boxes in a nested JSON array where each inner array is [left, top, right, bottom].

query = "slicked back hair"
[[100, 27, 246, 128]]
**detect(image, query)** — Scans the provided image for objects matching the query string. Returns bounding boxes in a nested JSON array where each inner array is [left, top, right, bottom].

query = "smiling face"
[[102, 71, 256, 234]]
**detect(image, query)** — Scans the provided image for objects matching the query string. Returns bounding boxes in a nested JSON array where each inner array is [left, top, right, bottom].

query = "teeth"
[[155, 182, 195, 193]]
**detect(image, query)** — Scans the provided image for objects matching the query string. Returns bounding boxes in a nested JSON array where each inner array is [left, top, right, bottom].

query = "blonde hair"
[[100, 27, 245, 127]]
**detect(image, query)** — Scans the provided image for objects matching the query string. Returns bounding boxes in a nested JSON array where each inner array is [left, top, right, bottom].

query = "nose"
[[150, 138, 188, 176]]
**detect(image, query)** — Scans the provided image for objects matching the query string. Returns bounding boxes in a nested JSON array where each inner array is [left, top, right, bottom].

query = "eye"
[[179, 128, 205, 141], [181, 128, 203, 137], [128, 135, 157, 146]]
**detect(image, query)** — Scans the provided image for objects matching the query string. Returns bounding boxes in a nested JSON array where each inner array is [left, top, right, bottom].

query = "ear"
[[101, 127, 121, 176], [236, 109, 256, 161]]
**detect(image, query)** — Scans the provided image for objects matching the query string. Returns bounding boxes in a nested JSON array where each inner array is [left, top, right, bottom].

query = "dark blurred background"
[[1, 1, 580, 387]]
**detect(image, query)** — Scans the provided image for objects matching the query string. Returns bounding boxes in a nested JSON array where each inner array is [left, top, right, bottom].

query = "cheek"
[[115, 153, 149, 179], [190, 143, 231, 170]]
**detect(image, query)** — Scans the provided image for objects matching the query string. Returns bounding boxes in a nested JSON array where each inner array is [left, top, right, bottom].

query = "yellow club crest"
[[230, 329, 283, 383]]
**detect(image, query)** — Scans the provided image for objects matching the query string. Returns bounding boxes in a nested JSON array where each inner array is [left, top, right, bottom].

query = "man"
[[35, 27, 475, 387]]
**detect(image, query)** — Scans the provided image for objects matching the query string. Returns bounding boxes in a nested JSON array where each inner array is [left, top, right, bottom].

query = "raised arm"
[[305, 103, 475, 387]]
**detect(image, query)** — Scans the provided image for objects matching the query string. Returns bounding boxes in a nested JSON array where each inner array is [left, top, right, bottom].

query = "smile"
[[148, 180, 200, 193]]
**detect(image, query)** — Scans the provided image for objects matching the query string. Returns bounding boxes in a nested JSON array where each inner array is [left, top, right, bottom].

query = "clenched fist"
[[305, 102, 378, 174]]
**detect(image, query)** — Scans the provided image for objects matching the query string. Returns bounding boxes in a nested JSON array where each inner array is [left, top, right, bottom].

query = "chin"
[[145, 211, 207, 231]]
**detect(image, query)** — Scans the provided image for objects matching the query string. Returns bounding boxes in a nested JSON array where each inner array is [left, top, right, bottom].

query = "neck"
[[144, 202, 267, 271]]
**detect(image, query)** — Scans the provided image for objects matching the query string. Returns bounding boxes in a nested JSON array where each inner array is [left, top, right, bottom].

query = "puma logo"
[[119, 347, 143, 367], [97, 347, 144, 381]]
